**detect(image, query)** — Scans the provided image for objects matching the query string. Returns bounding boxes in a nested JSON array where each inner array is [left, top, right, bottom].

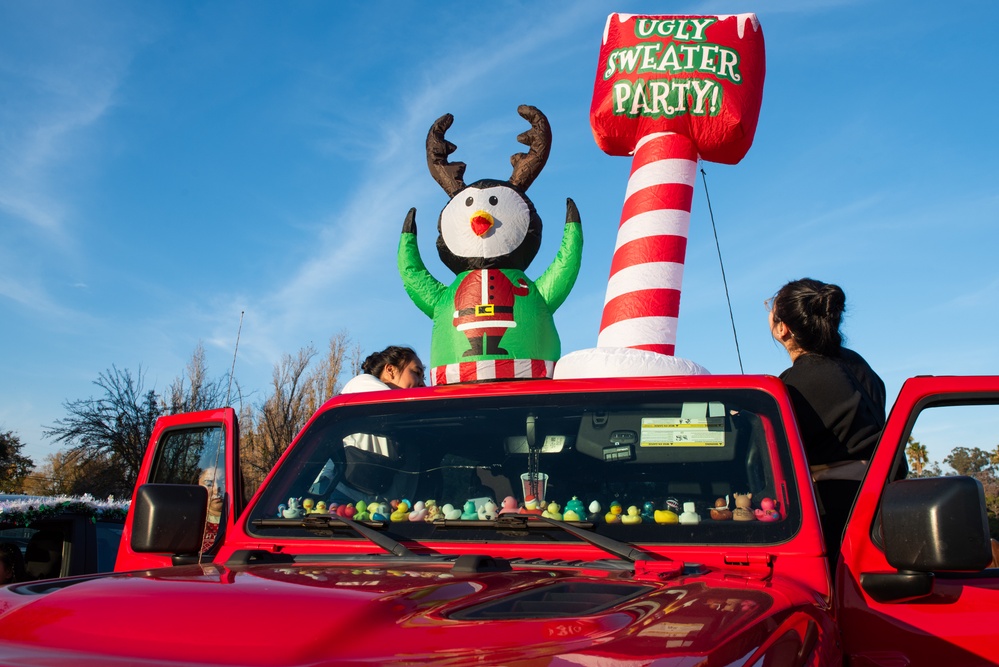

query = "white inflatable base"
[[553, 347, 710, 379]]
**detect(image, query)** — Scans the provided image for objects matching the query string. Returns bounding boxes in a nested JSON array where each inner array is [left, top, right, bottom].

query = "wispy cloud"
[[0, 44, 122, 236], [228, 6, 601, 360], [0, 5, 152, 321]]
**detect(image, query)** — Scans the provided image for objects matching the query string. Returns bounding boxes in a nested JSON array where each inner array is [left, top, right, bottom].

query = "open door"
[[115, 408, 240, 572], [837, 376, 999, 665]]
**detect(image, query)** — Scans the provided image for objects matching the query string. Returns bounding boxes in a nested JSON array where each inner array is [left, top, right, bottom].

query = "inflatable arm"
[[398, 208, 446, 318], [534, 198, 583, 312]]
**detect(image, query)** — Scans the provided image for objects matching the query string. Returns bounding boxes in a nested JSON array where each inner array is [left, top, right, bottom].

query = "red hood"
[[0, 560, 830, 666]]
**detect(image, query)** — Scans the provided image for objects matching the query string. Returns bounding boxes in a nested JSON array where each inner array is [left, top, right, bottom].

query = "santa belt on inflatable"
[[455, 305, 515, 317], [432, 359, 554, 386]]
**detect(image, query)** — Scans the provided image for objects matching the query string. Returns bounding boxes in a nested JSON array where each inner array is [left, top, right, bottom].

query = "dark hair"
[[361, 346, 419, 378], [771, 278, 846, 356], [0, 541, 27, 584]]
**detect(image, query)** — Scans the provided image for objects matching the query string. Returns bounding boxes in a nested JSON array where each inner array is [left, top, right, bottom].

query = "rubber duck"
[[425, 500, 441, 521], [666, 497, 680, 514], [754, 497, 780, 522], [587, 500, 602, 523], [282, 498, 304, 519], [498, 496, 519, 515], [479, 499, 499, 520], [641, 501, 656, 523], [302, 498, 315, 514], [314, 501, 328, 515], [390, 500, 411, 522], [353, 500, 370, 521], [709, 496, 733, 521], [409, 500, 428, 521], [460, 500, 478, 520], [654, 505, 679, 524], [732, 492, 756, 521], [442, 503, 462, 520], [520, 495, 543, 515], [337, 502, 357, 519], [564, 497, 586, 522], [604, 501, 623, 524], [679, 501, 700, 525], [542, 500, 562, 520], [622, 505, 642, 525]]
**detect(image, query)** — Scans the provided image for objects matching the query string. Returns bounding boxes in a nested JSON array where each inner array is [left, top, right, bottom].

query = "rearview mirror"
[[504, 435, 567, 455]]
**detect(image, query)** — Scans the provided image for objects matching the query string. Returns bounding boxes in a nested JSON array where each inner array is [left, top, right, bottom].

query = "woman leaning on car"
[[767, 278, 886, 560]]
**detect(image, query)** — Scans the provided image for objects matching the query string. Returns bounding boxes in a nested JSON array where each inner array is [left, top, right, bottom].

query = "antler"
[[509, 105, 552, 192], [426, 113, 467, 197]]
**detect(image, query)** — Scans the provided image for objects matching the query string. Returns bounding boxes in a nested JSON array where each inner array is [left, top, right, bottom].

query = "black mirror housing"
[[131, 484, 208, 555], [881, 476, 992, 572]]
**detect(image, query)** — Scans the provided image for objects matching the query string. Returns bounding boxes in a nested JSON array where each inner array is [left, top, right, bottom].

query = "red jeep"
[[0, 374, 996, 665]]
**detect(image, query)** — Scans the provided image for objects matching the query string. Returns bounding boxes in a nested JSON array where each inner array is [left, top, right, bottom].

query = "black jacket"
[[780, 348, 886, 466]]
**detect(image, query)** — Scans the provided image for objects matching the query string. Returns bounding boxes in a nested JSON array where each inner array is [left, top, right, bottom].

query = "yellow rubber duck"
[[604, 501, 623, 524], [622, 505, 642, 525], [654, 506, 679, 524], [541, 501, 562, 520], [390, 500, 411, 522]]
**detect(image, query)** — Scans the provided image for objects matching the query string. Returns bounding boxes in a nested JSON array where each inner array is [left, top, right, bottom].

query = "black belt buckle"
[[475, 304, 495, 316]]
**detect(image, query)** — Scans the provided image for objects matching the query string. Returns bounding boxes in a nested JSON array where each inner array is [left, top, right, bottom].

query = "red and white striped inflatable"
[[597, 132, 697, 355], [556, 13, 765, 378]]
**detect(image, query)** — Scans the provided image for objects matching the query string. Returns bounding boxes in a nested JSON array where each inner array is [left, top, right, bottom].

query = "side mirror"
[[131, 484, 208, 554], [882, 476, 991, 572], [862, 476, 992, 603]]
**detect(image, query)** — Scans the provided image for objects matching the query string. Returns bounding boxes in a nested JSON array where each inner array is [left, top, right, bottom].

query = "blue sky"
[[2, 1, 998, 471]]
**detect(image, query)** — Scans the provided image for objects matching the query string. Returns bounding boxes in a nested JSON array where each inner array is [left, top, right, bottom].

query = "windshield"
[[248, 387, 800, 547]]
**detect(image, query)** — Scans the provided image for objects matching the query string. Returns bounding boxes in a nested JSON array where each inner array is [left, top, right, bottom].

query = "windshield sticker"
[[640, 417, 726, 447]]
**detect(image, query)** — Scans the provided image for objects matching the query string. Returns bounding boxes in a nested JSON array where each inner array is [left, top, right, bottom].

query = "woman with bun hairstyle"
[[768, 278, 886, 559], [341, 345, 425, 394]]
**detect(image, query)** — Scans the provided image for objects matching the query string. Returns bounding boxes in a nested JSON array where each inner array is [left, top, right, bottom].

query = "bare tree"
[[238, 333, 361, 496], [348, 341, 364, 378], [23, 449, 128, 498], [303, 331, 361, 416], [43, 366, 160, 493], [163, 342, 230, 414], [235, 403, 264, 496], [241, 345, 318, 484]]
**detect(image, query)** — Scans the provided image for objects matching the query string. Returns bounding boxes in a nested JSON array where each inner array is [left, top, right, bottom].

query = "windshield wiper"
[[253, 515, 415, 557], [433, 515, 660, 563]]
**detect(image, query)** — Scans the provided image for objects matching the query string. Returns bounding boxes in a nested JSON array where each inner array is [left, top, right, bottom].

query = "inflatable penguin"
[[399, 105, 582, 385]]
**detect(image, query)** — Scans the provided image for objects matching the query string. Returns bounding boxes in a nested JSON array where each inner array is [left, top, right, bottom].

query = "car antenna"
[[226, 310, 244, 407], [700, 166, 744, 374]]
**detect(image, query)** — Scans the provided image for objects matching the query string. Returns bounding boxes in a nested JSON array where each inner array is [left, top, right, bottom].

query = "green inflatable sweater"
[[398, 106, 583, 385]]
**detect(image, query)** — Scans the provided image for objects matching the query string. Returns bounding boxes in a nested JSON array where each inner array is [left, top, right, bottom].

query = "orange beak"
[[470, 210, 494, 237]]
